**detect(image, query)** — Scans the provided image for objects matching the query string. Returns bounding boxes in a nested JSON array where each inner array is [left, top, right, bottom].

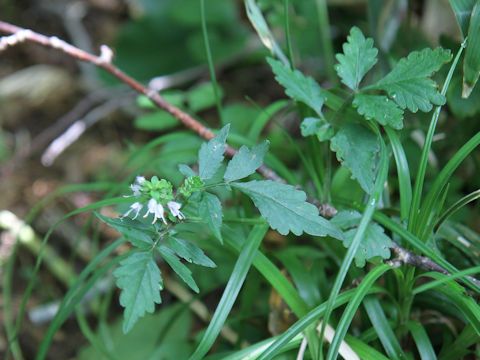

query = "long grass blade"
[[189, 224, 269, 360]]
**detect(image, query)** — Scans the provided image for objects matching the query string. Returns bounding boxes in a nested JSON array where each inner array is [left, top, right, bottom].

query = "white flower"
[[144, 198, 167, 224], [167, 201, 185, 220], [130, 176, 146, 196], [122, 201, 143, 220]]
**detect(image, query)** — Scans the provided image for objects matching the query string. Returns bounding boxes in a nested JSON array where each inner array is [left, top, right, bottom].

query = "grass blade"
[[363, 296, 405, 360], [406, 321, 437, 360], [189, 224, 269, 360], [326, 265, 393, 360]]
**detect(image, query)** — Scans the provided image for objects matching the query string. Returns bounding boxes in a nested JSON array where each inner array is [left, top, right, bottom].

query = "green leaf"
[[113, 250, 163, 333], [186, 82, 223, 113], [463, 2, 480, 98], [245, 0, 289, 65], [300, 117, 334, 141], [449, 0, 477, 37], [95, 213, 154, 249], [353, 94, 404, 129], [178, 164, 196, 177], [134, 111, 179, 132], [345, 223, 393, 267], [224, 141, 269, 182], [267, 57, 326, 117], [335, 26, 378, 90], [198, 124, 229, 180], [198, 192, 223, 242], [369, 47, 452, 112], [157, 245, 199, 293], [331, 210, 393, 267], [330, 124, 380, 194], [231, 180, 343, 239], [167, 236, 216, 267], [447, 75, 480, 118]]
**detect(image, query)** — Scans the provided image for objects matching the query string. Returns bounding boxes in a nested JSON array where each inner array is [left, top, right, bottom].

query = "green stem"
[[200, 0, 223, 122], [315, 0, 337, 85], [284, 0, 295, 69]]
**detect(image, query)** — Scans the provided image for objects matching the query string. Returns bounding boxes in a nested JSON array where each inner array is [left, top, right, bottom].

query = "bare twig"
[[388, 243, 480, 288], [0, 20, 284, 182]]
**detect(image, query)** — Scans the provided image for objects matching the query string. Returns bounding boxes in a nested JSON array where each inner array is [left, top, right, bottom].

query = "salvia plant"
[[2, 0, 480, 359]]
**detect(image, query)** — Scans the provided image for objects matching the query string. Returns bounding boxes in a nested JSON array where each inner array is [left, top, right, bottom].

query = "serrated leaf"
[[332, 210, 393, 267], [330, 124, 380, 194], [113, 250, 163, 333], [198, 192, 223, 242], [267, 57, 326, 117], [330, 210, 362, 229], [157, 245, 199, 293], [167, 236, 216, 267], [198, 124, 230, 180], [335, 26, 378, 90], [96, 213, 154, 249], [353, 94, 404, 129], [463, 3, 480, 97], [344, 223, 393, 267], [224, 141, 269, 182], [178, 164, 196, 177], [370, 48, 452, 112], [300, 117, 334, 141], [231, 180, 343, 239]]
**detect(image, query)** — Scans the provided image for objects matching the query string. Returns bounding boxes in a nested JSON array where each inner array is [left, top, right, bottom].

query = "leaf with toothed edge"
[[198, 124, 230, 180], [231, 180, 343, 239], [113, 250, 163, 333]]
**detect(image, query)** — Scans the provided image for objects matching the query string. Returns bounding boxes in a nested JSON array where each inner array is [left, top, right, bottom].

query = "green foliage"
[[224, 141, 269, 182], [231, 180, 343, 238], [335, 26, 378, 90], [368, 48, 452, 112], [198, 124, 229, 180], [330, 124, 380, 194], [13, 3, 480, 359], [198, 192, 223, 242], [463, 3, 480, 97], [353, 94, 404, 129], [113, 251, 163, 333], [332, 211, 393, 267], [267, 57, 326, 117]]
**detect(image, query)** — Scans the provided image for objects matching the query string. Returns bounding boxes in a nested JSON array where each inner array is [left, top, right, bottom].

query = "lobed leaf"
[[224, 141, 269, 182], [300, 117, 334, 141], [167, 236, 216, 268], [330, 124, 380, 194], [198, 192, 223, 243], [331, 210, 393, 267], [353, 93, 404, 129], [231, 180, 343, 239], [370, 47, 452, 112], [198, 124, 230, 180], [113, 250, 163, 333], [157, 245, 199, 293], [267, 57, 326, 117], [335, 26, 378, 90]]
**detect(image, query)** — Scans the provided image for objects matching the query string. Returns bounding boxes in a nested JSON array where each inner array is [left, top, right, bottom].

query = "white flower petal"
[[167, 201, 185, 220], [122, 202, 143, 219]]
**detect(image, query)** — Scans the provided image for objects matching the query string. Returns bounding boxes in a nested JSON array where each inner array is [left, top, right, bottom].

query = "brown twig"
[[388, 243, 480, 288], [0, 21, 284, 183], [1, 21, 479, 288]]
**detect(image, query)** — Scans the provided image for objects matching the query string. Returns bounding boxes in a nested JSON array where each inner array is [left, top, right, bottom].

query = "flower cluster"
[[122, 176, 185, 225]]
